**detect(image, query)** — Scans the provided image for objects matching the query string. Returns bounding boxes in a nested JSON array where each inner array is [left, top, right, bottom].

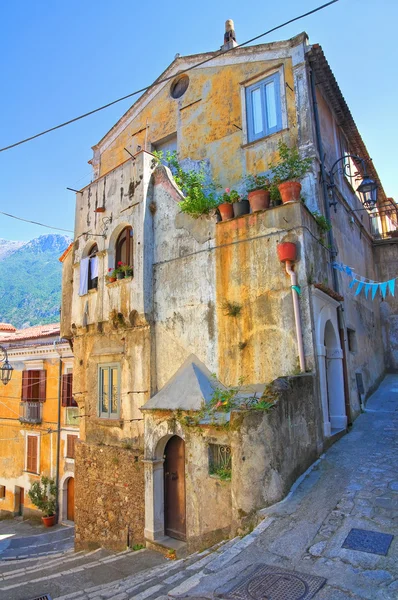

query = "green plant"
[[210, 465, 232, 480], [27, 476, 56, 517], [221, 299, 242, 317], [311, 211, 332, 233], [219, 188, 240, 204], [159, 151, 219, 218], [244, 174, 270, 192], [132, 543, 145, 551], [270, 141, 312, 183], [270, 183, 282, 206]]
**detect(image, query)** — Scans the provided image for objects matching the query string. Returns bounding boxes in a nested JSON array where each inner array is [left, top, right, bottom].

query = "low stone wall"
[[230, 373, 323, 530], [75, 442, 145, 551]]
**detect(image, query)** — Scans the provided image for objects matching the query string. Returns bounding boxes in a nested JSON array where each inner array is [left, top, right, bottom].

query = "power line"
[[0, 210, 74, 233], [0, 1, 339, 154]]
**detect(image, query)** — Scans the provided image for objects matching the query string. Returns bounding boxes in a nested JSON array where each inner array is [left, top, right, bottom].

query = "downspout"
[[55, 355, 62, 523], [285, 260, 305, 372], [309, 64, 351, 422]]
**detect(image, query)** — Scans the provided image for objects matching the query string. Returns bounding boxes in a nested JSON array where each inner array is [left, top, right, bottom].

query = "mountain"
[[0, 234, 72, 329]]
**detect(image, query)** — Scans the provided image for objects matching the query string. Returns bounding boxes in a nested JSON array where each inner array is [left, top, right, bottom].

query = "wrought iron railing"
[[369, 207, 398, 240], [19, 401, 42, 424]]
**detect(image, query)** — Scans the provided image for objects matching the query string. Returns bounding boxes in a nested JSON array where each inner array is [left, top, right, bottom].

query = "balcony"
[[369, 206, 398, 241], [19, 401, 42, 424]]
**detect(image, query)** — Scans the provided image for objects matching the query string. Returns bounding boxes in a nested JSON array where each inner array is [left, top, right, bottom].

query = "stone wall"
[[75, 441, 145, 551], [373, 240, 398, 371]]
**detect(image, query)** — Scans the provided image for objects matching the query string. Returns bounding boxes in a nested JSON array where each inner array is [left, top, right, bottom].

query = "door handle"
[[171, 472, 178, 480]]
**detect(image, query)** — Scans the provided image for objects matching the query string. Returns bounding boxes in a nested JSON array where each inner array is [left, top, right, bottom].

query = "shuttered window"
[[98, 364, 120, 418], [66, 435, 78, 459], [21, 371, 46, 402], [115, 227, 133, 268], [26, 436, 38, 473], [61, 373, 77, 407]]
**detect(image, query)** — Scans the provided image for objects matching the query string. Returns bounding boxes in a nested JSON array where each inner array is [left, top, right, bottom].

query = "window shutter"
[[38, 370, 46, 402], [22, 371, 29, 402], [27, 436, 38, 473], [66, 435, 77, 459], [61, 374, 68, 407]]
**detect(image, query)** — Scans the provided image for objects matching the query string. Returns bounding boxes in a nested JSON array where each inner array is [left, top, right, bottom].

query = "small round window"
[[170, 75, 189, 99]]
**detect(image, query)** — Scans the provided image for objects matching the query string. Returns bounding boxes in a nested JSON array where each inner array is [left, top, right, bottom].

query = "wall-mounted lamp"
[[0, 346, 13, 385], [328, 154, 378, 213]]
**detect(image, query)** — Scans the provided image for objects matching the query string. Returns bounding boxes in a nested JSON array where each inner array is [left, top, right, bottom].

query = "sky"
[[0, 0, 397, 241]]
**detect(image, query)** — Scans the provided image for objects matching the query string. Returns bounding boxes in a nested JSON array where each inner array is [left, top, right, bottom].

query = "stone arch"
[[59, 471, 75, 522], [81, 239, 100, 259]]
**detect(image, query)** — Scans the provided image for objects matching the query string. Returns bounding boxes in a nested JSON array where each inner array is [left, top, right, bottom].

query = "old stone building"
[[61, 24, 397, 553]]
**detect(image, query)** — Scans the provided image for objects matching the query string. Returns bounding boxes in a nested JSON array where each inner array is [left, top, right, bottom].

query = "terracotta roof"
[[0, 323, 60, 343], [0, 323, 16, 332], [59, 242, 73, 263]]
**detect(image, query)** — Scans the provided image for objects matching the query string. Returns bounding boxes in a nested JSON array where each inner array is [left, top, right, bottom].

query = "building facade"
[[0, 323, 77, 522], [61, 25, 397, 553]]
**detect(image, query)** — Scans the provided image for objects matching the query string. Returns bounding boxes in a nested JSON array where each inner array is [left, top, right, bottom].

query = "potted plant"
[[233, 196, 250, 218], [270, 141, 312, 204], [121, 264, 134, 277], [106, 268, 117, 283], [218, 189, 238, 221], [244, 174, 271, 212], [28, 476, 57, 527], [116, 262, 125, 280]]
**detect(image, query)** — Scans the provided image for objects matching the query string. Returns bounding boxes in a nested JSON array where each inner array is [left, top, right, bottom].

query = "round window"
[[170, 75, 189, 99]]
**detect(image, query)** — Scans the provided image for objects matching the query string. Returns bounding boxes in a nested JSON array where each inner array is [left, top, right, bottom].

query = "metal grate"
[[29, 595, 52, 600], [208, 444, 231, 477], [342, 528, 394, 556], [222, 564, 326, 600]]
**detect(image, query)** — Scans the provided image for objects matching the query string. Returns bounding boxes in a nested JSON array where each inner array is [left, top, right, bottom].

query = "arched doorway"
[[67, 477, 75, 521], [164, 436, 186, 541]]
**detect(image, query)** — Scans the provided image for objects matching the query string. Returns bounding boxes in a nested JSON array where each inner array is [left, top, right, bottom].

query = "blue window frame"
[[246, 73, 282, 142], [98, 364, 120, 419]]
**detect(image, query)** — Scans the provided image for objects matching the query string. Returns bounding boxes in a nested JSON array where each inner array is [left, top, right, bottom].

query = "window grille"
[[208, 444, 231, 478]]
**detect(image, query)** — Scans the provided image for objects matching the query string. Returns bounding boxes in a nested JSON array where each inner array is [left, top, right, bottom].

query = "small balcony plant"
[[218, 189, 239, 221], [270, 141, 312, 204], [244, 174, 271, 212], [28, 476, 57, 527], [120, 263, 134, 277], [106, 267, 118, 283]]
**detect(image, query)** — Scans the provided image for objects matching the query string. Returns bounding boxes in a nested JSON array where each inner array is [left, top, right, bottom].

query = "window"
[[61, 373, 77, 407], [26, 435, 38, 473], [0, 485, 5, 499], [98, 364, 120, 418], [115, 227, 133, 269], [88, 244, 98, 291], [170, 75, 189, 99], [66, 435, 78, 459], [208, 444, 231, 480], [347, 328, 357, 353], [22, 370, 46, 402], [246, 73, 282, 142]]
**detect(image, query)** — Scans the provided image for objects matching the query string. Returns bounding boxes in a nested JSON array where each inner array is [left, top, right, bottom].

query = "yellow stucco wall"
[[98, 58, 298, 190]]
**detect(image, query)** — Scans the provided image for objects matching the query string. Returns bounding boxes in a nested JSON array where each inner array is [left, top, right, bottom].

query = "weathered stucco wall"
[[373, 241, 398, 371], [75, 442, 144, 551]]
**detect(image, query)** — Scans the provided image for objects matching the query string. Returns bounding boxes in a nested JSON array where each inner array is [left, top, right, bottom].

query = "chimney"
[[222, 19, 237, 51]]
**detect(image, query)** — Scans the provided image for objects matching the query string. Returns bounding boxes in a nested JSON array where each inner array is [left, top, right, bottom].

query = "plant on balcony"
[[244, 174, 271, 212], [270, 141, 312, 204], [218, 189, 239, 221], [120, 263, 134, 277], [28, 476, 57, 526]]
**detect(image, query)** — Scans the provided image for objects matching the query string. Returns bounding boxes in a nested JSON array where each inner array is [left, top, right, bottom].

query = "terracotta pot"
[[107, 276, 116, 283], [233, 199, 250, 218], [218, 203, 234, 221], [278, 181, 302, 204], [277, 242, 297, 263], [42, 515, 56, 528], [248, 189, 270, 212]]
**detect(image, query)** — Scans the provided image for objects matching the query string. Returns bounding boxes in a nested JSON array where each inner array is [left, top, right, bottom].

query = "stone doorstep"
[[146, 536, 188, 559]]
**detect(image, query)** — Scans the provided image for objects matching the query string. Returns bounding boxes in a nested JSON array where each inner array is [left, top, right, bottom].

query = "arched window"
[[115, 227, 133, 269], [88, 244, 98, 290]]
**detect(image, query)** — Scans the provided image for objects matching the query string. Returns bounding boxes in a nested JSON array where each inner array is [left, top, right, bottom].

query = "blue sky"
[[0, 0, 396, 240]]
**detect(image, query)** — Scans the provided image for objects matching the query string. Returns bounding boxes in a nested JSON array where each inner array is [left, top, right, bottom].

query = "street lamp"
[[0, 346, 13, 385], [328, 154, 378, 212]]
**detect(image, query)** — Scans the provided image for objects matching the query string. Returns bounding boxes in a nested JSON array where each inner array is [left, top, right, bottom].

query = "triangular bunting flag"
[[379, 282, 388, 299], [388, 279, 395, 297], [371, 283, 379, 300], [364, 283, 371, 299], [355, 282, 364, 296], [349, 279, 357, 289]]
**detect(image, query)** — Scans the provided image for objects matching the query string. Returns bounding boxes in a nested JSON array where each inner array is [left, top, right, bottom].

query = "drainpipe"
[[285, 260, 306, 372], [55, 355, 62, 523]]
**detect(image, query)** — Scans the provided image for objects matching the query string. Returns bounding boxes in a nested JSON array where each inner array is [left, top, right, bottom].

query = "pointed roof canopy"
[[141, 354, 222, 411]]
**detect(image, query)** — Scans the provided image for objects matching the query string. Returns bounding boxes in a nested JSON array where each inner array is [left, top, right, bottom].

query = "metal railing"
[[19, 401, 42, 424], [369, 207, 398, 240]]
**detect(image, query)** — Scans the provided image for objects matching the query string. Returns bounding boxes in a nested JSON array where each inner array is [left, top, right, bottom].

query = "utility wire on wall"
[[0, 1, 339, 154]]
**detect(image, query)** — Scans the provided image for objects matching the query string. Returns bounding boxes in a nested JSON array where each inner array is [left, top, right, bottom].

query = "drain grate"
[[221, 564, 326, 600], [342, 528, 394, 556], [29, 595, 52, 600]]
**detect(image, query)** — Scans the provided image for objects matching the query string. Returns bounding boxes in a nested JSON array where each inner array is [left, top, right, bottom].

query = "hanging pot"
[[248, 189, 270, 212], [278, 181, 302, 204], [218, 203, 234, 221], [42, 515, 56, 528], [233, 199, 250, 218], [277, 242, 297, 263]]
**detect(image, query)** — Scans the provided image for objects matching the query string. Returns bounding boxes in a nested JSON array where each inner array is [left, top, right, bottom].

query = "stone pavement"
[[0, 374, 397, 599]]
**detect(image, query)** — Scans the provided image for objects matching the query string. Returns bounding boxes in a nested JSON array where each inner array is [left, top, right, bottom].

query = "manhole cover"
[[342, 528, 394, 556], [222, 565, 326, 600]]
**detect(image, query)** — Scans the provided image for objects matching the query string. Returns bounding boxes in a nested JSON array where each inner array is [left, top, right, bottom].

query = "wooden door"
[[164, 436, 186, 540], [67, 478, 75, 521]]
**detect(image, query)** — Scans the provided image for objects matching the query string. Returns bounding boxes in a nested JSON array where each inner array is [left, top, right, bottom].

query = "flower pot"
[[233, 199, 250, 217], [218, 203, 234, 221], [277, 242, 297, 263], [248, 189, 270, 212], [278, 181, 302, 204], [107, 276, 116, 283], [116, 272, 125, 280], [42, 515, 56, 528], [125, 269, 134, 277]]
